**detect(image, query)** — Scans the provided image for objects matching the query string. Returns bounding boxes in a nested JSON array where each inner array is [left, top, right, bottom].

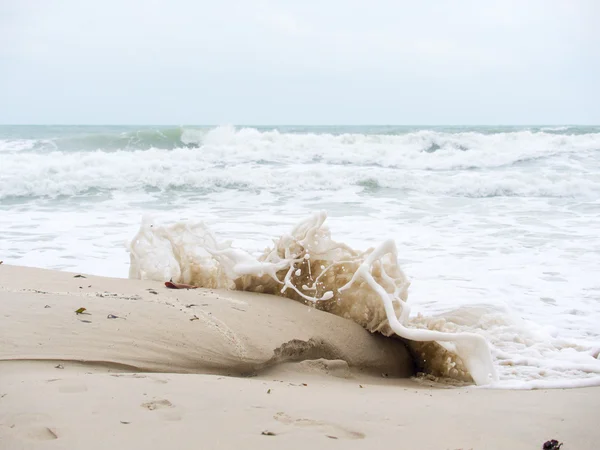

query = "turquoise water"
[[2, 124, 599, 151]]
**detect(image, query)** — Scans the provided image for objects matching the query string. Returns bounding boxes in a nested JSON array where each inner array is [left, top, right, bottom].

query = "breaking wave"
[[1, 125, 599, 200], [0, 127, 204, 153]]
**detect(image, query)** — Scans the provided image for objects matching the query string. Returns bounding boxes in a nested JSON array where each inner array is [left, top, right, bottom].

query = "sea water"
[[1, 124, 599, 388]]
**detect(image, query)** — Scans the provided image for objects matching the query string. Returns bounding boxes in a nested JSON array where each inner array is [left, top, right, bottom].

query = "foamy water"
[[1, 124, 599, 388]]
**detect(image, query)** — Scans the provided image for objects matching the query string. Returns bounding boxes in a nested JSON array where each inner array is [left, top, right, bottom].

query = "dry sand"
[[1, 264, 599, 449]]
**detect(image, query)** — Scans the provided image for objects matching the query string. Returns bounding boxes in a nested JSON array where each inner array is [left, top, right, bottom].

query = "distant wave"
[[1, 125, 599, 154], [0, 127, 205, 154], [1, 125, 599, 200]]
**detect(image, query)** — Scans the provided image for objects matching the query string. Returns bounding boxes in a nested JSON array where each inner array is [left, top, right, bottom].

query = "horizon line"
[[1, 123, 597, 127]]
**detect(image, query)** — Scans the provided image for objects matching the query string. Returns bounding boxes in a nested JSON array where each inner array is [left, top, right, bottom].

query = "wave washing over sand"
[[2, 125, 600, 390], [128, 211, 600, 389]]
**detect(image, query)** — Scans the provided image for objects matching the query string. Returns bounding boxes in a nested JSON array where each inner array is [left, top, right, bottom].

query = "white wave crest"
[[1, 126, 599, 199], [0, 139, 41, 153], [191, 126, 600, 169]]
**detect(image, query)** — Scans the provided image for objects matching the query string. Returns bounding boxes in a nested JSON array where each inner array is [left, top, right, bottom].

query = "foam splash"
[[128, 211, 498, 386]]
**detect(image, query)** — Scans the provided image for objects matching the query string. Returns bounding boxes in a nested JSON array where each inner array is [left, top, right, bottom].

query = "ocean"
[[1, 124, 599, 388]]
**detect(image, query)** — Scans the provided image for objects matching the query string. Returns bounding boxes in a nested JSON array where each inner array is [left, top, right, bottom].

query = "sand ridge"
[[0, 264, 413, 377]]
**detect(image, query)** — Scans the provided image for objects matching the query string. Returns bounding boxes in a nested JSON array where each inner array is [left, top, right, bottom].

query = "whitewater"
[[1, 124, 599, 388]]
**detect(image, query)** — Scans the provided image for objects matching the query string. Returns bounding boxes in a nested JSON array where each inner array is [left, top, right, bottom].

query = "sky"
[[1, 0, 598, 125]]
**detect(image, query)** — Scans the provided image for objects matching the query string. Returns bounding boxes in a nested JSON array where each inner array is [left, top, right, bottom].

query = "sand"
[[1, 264, 599, 449]]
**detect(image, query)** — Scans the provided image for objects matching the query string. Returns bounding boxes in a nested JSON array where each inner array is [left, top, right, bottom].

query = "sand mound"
[[0, 265, 413, 377]]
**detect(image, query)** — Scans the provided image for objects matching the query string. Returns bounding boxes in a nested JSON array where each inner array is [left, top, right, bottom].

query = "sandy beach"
[[1, 264, 599, 450]]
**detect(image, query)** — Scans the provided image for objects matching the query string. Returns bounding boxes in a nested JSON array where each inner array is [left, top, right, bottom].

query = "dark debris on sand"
[[543, 439, 563, 450], [261, 431, 276, 436]]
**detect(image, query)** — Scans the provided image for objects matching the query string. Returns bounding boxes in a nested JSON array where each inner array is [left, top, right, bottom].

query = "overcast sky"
[[1, 0, 598, 125]]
